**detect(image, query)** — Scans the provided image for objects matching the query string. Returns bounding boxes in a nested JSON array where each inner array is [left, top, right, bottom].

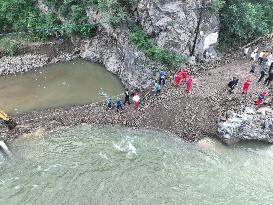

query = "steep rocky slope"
[[137, 0, 219, 58]]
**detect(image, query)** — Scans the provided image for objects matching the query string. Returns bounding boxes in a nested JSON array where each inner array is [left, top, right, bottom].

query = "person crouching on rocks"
[[124, 89, 130, 105], [115, 98, 123, 112], [132, 92, 140, 109], [228, 77, 239, 93], [255, 91, 267, 108], [106, 97, 112, 109]]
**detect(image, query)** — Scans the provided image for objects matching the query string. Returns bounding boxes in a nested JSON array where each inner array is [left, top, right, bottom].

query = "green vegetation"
[[129, 28, 187, 68], [1, 0, 273, 58], [0, 34, 35, 55], [0, 0, 97, 39], [219, 0, 273, 46]]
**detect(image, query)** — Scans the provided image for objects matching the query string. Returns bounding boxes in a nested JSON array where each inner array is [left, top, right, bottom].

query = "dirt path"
[[1, 59, 272, 143]]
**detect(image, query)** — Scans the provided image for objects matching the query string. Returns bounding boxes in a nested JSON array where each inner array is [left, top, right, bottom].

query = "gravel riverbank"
[[1, 58, 272, 144], [1, 39, 273, 144]]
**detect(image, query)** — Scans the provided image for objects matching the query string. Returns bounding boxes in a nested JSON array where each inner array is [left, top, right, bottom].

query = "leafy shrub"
[[0, 36, 23, 55], [219, 0, 273, 46], [130, 28, 187, 68]]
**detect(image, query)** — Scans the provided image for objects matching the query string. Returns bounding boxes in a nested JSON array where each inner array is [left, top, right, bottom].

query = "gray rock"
[[81, 28, 156, 89], [218, 107, 273, 144], [137, 0, 220, 58]]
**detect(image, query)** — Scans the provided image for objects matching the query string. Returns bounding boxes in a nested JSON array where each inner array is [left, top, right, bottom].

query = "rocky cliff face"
[[80, 28, 156, 89], [218, 107, 273, 144], [136, 0, 219, 59], [81, 0, 220, 89]]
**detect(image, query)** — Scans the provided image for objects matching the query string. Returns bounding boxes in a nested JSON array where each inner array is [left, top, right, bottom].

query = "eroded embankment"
[[1, 58, 272, 143]]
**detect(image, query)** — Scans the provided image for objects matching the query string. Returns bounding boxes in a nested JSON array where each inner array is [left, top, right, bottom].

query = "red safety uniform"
[[243, 79, 251, 94], [186, 77, 193, 93]]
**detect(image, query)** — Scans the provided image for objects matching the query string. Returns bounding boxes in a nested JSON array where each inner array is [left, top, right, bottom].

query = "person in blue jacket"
[[116, 98, 123, 112], [106, 97, 112, 109], [154, 83, 161, 95], [159, 70, 166, 85]]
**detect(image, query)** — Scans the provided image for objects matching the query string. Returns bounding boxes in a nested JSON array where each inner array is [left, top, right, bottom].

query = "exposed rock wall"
[[81, 28, 157, 89], [136, 0, 219, 59]]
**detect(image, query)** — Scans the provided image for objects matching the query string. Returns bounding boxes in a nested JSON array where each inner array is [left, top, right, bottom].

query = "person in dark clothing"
[[158, 71, 166, 85], [265, 62, 273, 86], [258, 58, 268, 83], [264, 71, 273, 86], [250, 62, 256, 73], [269, 62, 273, 73], [258, 70, 266, 83], [115, 98, 123, 112], [124, 89, 130, 105], [228, 77, 239, 93]]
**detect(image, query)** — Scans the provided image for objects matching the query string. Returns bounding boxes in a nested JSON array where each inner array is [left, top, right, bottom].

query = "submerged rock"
[[218, 107, 273, 144]]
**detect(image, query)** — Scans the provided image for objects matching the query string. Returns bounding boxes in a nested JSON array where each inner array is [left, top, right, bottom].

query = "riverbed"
[[0, 59, 124, 114], [1, 126, 273, 204]]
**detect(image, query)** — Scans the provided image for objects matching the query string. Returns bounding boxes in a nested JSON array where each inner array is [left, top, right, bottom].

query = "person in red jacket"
[[255, 91, 267, 108], [242, 79, 251, 94], [175, 72, 183, 86], [186, 76, 193, 93], [182, 69, 189, 82]]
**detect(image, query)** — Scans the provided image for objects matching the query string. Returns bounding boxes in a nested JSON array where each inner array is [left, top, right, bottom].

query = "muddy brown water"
[[0, 59, 124, 114]]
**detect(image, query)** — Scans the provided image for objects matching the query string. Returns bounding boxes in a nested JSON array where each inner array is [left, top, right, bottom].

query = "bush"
[[219, 0, 273, 46], [129, 28, 187, 68], [0, 35, 29, 55]]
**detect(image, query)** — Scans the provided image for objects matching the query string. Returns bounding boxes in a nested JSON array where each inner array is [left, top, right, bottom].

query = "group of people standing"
[[106, 88, 141, 112], [228, 48, 273, 108], [174, 69, 193, 93], [152, 69, 193, 95], [105, 68, 194, 112]]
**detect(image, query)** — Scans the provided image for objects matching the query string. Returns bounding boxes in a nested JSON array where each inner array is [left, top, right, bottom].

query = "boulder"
[[218, 107, 273, 144]]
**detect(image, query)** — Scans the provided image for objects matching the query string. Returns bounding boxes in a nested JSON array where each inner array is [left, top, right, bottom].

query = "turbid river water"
[[1, 126, 273, 205], [0, 59, 124, 114]]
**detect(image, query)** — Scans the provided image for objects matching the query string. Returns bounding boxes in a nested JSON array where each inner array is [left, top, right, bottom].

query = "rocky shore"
[[1, 33, 273, 145], [1, 47, 272, 145], [0, 41, 79, 75]]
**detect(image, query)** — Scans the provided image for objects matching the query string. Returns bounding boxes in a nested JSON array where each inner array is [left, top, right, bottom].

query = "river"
[[1, 125, 273, 204], [0, 59, 124, 114]]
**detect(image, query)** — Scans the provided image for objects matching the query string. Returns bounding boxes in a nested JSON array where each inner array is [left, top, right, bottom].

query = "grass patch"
[[0, 33, 39, 55], [129, 28, 188, 69]]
